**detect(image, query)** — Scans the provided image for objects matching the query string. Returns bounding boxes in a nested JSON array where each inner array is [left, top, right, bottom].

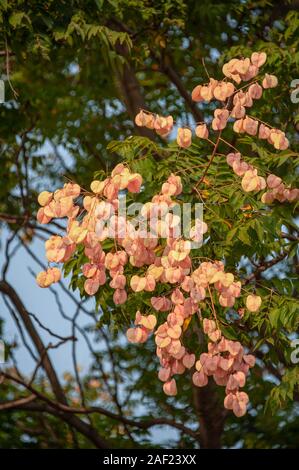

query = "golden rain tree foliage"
[[36, 52, 299, 420], [0, 0, 299, 450]]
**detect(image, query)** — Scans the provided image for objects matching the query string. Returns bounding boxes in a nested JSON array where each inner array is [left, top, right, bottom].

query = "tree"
[[0, 0, 298, 449]]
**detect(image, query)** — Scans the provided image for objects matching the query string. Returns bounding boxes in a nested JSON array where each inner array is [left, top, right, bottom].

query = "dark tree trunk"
[[193, 379, 226, 448], [117, 62, 156, 140]]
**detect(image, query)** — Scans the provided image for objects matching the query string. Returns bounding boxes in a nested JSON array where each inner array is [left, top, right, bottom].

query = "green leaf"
[[252, 219, 264, 244], [9, 12, 26, 28], [0, 0, 8, 11], [94, 0, 104, 9], [238, 226, 251, 245], [269, 307, 279, 329], [265, 366, 299, 414]]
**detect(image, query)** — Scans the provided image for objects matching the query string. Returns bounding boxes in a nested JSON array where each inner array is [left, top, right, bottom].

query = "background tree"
[[0, 0, 298, 449]]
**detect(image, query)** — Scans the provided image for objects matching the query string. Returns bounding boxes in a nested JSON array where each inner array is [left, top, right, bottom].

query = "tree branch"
[[245, 252, 288, 284], [0, 380, 198, 441], [0, 280, 110, 449], [159, 54, 204, 122], [0, 394, 36, 411]]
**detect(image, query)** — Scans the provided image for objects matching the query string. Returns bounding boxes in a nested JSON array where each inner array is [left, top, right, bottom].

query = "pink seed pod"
[[163, 378, 177, 396], [267, 174, 282, 189], [191, 84, 203, 102], [177, 127, 192, 148], [192, 370, 208, 387], [248, 83, 263, 100], [262, 73, 278, 89], [195, 123, 209, 139], [258, 123, 271, 139], [246, 294, 262, 312], [251, 51, 267, 67]]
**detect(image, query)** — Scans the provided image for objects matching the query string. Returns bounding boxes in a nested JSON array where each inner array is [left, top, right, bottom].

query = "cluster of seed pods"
[[262, 175, 299, 203], [226, 152, 266, 192], [36, 267, 61, 288], [135, 110, 174, 138], [35, 51, 299, 418], [36, 160, 263, 417], [136, 51, 288, 150], [126, 311, 157, 343], [193, 319, 255, 417], [134, 52, 298, 201], [226, 152, 299, 200]]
